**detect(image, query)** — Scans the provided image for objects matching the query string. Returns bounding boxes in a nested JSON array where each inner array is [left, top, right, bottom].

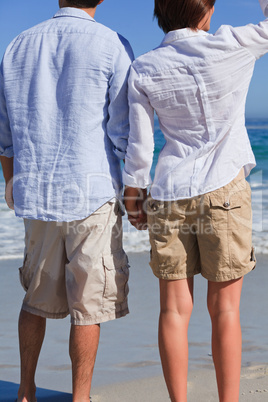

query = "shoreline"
[[91, 364, 268, 402], [2, 365, 267, 401]]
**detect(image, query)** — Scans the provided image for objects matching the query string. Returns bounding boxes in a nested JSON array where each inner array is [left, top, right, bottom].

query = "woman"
[[123, 1, 268, 401]]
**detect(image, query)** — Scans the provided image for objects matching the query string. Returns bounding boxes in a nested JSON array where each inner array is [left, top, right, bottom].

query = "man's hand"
[[5, 178, 14, 210], [124, 186, 148, 230]]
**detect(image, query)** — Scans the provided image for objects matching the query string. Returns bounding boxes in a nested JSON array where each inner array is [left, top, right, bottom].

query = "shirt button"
[[223, 201, 230, 208]]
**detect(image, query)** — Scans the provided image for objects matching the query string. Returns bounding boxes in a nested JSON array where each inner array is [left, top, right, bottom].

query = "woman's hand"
[[124, 186, 148, 230]]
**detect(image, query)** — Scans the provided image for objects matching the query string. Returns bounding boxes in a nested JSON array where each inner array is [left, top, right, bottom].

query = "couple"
[[0, 0, 267, 401]]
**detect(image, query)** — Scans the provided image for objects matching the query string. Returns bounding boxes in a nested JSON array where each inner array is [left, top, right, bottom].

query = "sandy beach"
[[0, 252, 267, 401]]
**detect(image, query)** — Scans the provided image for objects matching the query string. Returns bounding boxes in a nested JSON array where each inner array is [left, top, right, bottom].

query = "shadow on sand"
[[0, 381, 72, 401]]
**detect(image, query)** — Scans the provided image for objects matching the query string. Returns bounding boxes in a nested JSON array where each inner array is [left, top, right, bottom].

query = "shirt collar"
[[161, 28, 208, 45], [53, 7, 95, 23]]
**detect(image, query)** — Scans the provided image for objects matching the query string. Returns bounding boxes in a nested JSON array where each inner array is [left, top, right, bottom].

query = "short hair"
[[154, 0, 216, 33], [66, 0, 100, 8]]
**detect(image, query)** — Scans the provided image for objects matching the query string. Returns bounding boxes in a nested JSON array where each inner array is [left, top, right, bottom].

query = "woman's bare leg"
[[207, 278, 243, 402], [158, 277, 194, 402]]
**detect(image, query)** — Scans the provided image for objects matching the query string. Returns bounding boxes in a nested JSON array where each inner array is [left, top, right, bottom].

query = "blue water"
[[247, 119, 268, 178], [1, 119, 268, 259]]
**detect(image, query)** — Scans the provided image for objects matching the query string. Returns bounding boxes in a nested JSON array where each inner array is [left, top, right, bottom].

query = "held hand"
[[124, 187, 148, 230], [5, 178, 14, 210]]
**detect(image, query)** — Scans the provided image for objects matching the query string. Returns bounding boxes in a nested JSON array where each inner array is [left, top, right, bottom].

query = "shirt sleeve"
[[0, 60, 13, 157], [259, 0, 268, 16], [230, 0, 268, 59], [122, 66, 155, 189], [107, 35, 134, 160]]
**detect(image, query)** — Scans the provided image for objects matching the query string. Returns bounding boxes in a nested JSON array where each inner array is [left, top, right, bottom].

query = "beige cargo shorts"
[[19, 201, 129, 325], [147, 171, 256, 282]]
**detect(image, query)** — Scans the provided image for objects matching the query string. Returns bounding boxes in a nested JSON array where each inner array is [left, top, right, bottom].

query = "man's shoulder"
[[91, 22, 134, 61], [3, 14, 133, 63], [94, 22, 132, 50], [22, 18, 55, 37], [4, 18, 54, 52]]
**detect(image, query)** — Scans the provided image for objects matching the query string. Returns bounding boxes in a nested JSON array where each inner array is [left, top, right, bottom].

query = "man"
[[0, 1, 134, 401]]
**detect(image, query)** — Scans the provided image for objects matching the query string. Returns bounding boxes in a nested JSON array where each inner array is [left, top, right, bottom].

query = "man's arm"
[[0, 155, 13, 183], [107, 36, 134, 160], [0, 156, 14, 210], [0, 60, 14, 210]]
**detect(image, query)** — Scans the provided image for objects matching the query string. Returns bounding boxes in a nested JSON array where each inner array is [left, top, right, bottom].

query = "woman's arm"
[[230, 0, 268, 59], [122, 66, 155, 230], [122, 66, 155, 189]]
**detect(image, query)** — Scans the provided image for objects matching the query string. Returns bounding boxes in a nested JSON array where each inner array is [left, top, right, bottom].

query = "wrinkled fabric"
[[0, 8, 134, 221], [123, 0, 268, 201]]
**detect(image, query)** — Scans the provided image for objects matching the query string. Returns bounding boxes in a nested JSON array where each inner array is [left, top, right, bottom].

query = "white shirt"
[[123, 0, 268, 200]]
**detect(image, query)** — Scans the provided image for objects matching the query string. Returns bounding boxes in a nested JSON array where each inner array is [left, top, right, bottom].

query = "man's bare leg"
[[70, 324, 100, 402], [207, 278, 243, 402], [17, 309, 46, 402]]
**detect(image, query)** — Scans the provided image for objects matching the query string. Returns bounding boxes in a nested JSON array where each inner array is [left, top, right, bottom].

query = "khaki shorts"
[[19, 201, 129, 325], [147, 171, 256, 282]]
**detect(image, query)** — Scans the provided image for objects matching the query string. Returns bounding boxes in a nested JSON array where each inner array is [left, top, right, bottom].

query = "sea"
[[0, 118, 268, 261]]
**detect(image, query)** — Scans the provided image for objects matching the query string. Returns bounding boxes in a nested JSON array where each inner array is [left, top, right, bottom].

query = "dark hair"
[[154, 0, 216, 33], [66, 0, 100, 7]]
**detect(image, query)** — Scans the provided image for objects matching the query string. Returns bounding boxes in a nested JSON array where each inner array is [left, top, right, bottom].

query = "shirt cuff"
[[0, 145, 14, 158], [122, 169, 152, 189]]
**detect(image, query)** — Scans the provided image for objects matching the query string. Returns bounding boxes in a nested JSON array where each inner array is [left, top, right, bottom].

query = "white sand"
[[91, 365, 268, 402]]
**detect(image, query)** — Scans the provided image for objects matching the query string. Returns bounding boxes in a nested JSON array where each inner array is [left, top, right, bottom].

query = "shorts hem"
[[201, 262, 256, 282], [71, 306, 129, 326], [151, 269, 200, 281], [22, 303, 69, 319]]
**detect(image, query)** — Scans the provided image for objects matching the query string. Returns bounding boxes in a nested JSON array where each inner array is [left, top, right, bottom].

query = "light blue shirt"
[[0, 7, 134, 221]]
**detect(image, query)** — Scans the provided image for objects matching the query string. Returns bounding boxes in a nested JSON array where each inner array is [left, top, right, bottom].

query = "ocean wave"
[[0, 182, 268, 258], [252, 232, 268, 255], [246, 125, 268, 130], [0, 254, 23, 261]]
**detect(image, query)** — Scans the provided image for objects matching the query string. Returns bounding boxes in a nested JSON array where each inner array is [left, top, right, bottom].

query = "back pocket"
[[209, 192, 242, 231]]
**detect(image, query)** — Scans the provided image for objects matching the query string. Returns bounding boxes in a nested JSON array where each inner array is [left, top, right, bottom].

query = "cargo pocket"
[[102, 251, 129, 304], [209, 193, 242, 231]]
